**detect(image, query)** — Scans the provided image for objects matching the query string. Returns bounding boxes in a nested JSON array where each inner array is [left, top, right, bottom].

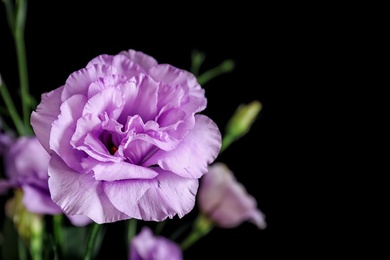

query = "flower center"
[[109, 146, 118, 155]]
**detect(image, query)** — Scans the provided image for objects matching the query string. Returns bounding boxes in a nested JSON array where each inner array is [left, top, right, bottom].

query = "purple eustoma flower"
[[129, 226, 182, 260], [198, 162, 267, 229], [0, 136, 91, 226], [30, 49, 222, 223]]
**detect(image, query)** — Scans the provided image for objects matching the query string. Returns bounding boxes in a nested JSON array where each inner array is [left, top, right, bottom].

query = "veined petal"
[[50, 94, 88, 172], [120, 74, 158, 122], [62, 64, 117, 100], [83, 86, 125, 117], [149, 65, 207, 112], [86, 54, 146, 79], [92, 161, 158, 181], [103, 168, 198, 221], [48, 154, 129, 223], [148, 64, 199, 91], [30, 87, 64, 153], [119, 49, 158, 70], [87, 74, 128, 98], [145, 115, 221, 178]]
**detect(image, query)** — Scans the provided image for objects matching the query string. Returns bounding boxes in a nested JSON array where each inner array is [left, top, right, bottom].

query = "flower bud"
[[5, 189, 44, 243], [225, 100, 262, 142]]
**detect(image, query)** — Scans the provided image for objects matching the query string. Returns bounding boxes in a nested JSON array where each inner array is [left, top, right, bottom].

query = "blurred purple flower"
[[198, 162, 267, 229], [0, 136, 91, 226], [0, 118, 15, 156], [129, 226, 182, 260], [30, 49, 221, 224]]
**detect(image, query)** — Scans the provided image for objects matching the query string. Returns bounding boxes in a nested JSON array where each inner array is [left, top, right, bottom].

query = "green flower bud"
[[221, 100, 262, 153], [5, 189, 43, 247]]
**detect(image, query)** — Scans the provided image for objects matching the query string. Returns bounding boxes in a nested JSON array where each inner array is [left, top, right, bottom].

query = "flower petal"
[[50, 94, 88, 172], [209, 182, 267, 229], [198, 162, 267, 229], [62, 64, 117, 100], [30, 87, 63, 153], [130, 226, 183, 260], [119, 49, 159, 70], [48, 154, 129, 223], [148, 64, 199, 90], [66, 214, 92, 227], [120, 74, 159, 122], [145, 115, 221, 178], [93, 161, 158, 181], [86, 54, 146, 80], [103, 168, 198, 221], [22, 184, 62, 215]]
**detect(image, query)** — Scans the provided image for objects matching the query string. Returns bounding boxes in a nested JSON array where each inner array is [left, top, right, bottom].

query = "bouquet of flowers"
[[0, 1, 268, 259]]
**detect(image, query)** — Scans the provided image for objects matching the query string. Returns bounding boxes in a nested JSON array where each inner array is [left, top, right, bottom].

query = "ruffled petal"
[[103, 168, 198, 221], [145, 115, 221, 178], [148, 64, 199, 90], [119, 49, 158, 70], [30, 87, 64, 153], [82, 86, 125, 117], [119, 74, 158, 122], [50, 94, 88, 172], [71, 114, 116, 162], [48, 154, 129, 223], [86, 54, 146, 80], [62, 64, 117, 100], [149, 64, 207, 112]]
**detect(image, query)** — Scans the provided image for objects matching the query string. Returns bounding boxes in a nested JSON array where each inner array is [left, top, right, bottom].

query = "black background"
[[1, 2, 293, 259]]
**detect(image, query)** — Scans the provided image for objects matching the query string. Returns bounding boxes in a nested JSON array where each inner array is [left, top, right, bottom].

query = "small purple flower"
[[129, 226, 182, 260], [0, 136, 91, 227], [30, 49, 222, 223], [198, 162, 267, 229]]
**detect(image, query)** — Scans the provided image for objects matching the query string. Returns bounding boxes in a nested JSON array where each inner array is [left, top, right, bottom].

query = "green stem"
[[220, 134, 235, 154], [14, 0, 31, 134], [53, 215, 63, 257], [30, 235, 42, 260], [169, 221, 191, 241], [154, 219, 166, 235], [15, 31, 30, 129], [29, 214, 44, 260], [2, 0, 16, 33], [84, 223, 101, 260], [2, 0, 32, 135], [127, 218, 137, 244], [0, 78, 25, 135], [180, 214, 214, 251], [197, 59, 235, 85], [126, 218, 137, 257], [18, 236, 28, 260], [190, 49, 205, 77]]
